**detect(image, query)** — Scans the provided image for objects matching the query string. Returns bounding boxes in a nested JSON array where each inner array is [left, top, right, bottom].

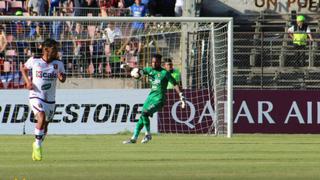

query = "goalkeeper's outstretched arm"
[[174, 84, 186, 109], [167, 71, 186, 108]]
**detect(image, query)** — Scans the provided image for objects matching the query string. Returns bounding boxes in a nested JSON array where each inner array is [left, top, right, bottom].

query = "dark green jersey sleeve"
[[143, 67, 152, 75], [166, 71, 178, 86]]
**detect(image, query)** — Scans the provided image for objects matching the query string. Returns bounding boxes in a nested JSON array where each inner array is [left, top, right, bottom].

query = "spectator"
[[11, 10, 27, 39], [99, 0, 125, 16], [288, 15, 313, 67], [0, 26, 6, 73], [73, 0, 82, 16], [61, 26, 75, 75], [72, 23, 90, 75], [174, 0, 183, 16], [28, 21, 37, 39], [29, 24, 44, 57], [117, 0, 145, 55], [141, 0, 149, 15], [160, 0, 175, 17], [6, 10, 27, 39], [64, 0, 75, 15], [51, 11, 65, 40], [91, 30, 106, 77], [15, 9, 23, 16], [121, 38, 138, 68], [81, 0, 99, 16], [49, 0, 64, 16], [130, 0, 146, 33], [148, 0, 161, 17], [0, 9, 5, 16], [33, 24, 44, 41], [27, 0, 48, 16], [103, 22, 122, 44], [28, 11, 40, 39], [0, 26, 7, 59], [103, 22, 123, 76], [123, 0, 134, 7]]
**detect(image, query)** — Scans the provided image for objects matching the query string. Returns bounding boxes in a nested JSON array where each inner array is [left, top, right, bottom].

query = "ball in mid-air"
[[130, 68, 143, 79]]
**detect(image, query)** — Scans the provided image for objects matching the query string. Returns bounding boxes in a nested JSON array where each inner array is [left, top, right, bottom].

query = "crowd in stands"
[[0, 0, 184, 81]]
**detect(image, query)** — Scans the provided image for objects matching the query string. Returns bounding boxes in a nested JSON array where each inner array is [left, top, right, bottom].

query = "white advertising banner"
[[0, 89, 157, 134]]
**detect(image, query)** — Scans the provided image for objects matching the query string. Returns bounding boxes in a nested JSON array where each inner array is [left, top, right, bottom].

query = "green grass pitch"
[[1, 134, 320, 180]]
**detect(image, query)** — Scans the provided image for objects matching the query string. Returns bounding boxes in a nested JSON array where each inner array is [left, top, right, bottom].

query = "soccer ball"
[[130, 68, 143, 79]]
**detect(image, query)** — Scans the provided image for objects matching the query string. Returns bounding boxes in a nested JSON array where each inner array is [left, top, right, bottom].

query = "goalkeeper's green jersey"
[[143, 67, 177, 101]]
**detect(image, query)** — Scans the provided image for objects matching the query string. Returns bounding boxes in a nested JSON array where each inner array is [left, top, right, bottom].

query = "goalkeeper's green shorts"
[[142, 96, 164, 117]]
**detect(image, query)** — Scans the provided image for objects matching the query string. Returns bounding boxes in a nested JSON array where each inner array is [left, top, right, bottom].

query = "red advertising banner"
[[158, 89, 320, 134], [158, 89, 213, 134], [234, 90, 320, 133]]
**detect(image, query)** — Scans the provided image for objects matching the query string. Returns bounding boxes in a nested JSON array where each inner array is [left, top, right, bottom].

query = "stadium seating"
[[233, 12, 320, 89]]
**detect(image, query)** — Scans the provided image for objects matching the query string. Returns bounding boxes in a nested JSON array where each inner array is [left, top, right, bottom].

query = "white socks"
[[34, 128, 45, 148]]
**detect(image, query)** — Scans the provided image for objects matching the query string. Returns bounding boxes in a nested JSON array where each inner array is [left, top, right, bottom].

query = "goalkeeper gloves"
[[120, 63, 131, 71], [179, 92, 186, 109], [120, 63, 129, 69]]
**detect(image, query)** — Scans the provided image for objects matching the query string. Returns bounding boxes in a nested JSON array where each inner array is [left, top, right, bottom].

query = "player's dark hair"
[[164, 58, 172, 63], [152, 54, 162, 61], [42, 38, 58, 48]]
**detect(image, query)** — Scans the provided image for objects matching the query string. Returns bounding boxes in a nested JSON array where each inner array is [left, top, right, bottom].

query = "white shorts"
[[29, 97, 55, 122]]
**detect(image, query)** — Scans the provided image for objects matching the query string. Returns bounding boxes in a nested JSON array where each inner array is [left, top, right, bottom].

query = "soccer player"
[[20, 38, 66, 161], [121, 54, 186, 144], [163, 58, 181, 89]]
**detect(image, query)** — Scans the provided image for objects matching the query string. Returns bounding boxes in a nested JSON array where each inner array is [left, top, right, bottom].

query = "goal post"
[[0, 16, 233, 137]]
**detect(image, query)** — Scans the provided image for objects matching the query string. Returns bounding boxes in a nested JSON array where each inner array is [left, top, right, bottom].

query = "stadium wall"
[[56, 78, 136, 89], [1, 89, 320, 134]]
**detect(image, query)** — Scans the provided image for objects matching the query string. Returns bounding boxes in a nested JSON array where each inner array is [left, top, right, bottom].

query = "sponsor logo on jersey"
[[41, 83, 52, 90], [36, 71, 57, 78]]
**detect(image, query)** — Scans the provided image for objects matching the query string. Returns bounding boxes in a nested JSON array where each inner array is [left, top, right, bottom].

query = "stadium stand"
[[1, 0, 320, 90], [233, 11, 320, 89]]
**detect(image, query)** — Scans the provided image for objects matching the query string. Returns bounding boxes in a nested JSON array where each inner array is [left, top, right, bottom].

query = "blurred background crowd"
[[0, 0, 184, 81]]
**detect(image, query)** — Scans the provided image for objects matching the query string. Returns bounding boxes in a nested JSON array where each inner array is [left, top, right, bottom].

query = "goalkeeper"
[[122, 54, 186, 144]]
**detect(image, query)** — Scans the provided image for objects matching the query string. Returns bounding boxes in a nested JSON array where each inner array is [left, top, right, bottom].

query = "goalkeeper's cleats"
[[141, 134, 152, 144], [123, 139, 137, 144], [32, 142, 42, 161]]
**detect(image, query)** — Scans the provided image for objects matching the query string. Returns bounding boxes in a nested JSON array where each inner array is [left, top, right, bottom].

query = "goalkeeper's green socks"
[[132, 115, 151, 139], [132, 119, 144, 140], [142, 115, 151, 135]]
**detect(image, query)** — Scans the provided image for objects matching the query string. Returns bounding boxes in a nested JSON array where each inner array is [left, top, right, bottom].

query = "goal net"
[[0, 16, 233, 137]]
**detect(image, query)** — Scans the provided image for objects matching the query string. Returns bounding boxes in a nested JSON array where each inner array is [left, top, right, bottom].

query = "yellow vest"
[[292, 24, 308, 46], [293, 33, 308, 46]]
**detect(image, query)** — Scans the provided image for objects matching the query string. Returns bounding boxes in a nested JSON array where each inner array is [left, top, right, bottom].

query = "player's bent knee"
[[142, 111, 151, 117], [36, 111, 46, 122]]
